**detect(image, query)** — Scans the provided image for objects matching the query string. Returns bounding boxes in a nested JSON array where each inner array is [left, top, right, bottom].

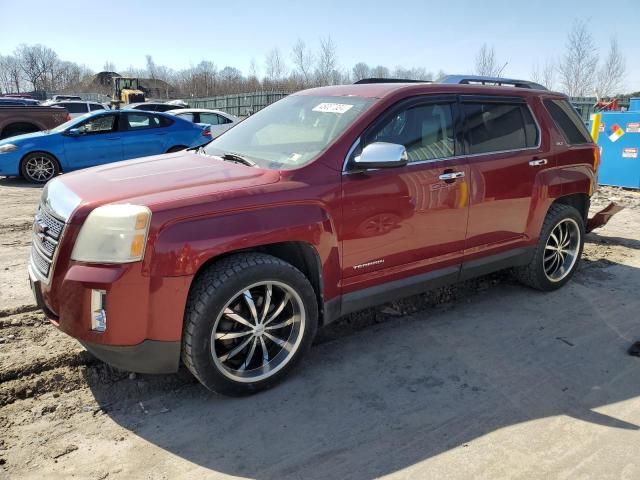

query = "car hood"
[[49, 151, 280, 221]]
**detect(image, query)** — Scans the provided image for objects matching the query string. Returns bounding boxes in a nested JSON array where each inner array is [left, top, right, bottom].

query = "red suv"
[[29, 76, 613, 395]]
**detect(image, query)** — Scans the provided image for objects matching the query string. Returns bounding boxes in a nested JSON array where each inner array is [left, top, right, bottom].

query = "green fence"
[[182, 91, 292, 117]]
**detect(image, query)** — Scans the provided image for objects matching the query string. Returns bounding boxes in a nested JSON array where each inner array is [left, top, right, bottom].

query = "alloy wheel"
[[211, 281, 305, 383], [543, 218, 580, 282], [25, 156, 55, 182]]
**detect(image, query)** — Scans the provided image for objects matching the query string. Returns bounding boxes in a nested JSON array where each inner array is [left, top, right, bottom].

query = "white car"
[[44, 100, 109, 118], [166, 108, 239, 137]]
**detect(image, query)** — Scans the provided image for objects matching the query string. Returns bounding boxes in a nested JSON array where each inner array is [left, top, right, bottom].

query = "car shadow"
[[587, 231, 640, 250], [87, 259, 640, 479], [0, 176, 42, 189]]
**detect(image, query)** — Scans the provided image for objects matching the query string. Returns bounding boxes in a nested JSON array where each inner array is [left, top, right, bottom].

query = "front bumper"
[[80, 339, 181, 374], [29, 261, 188, 374]]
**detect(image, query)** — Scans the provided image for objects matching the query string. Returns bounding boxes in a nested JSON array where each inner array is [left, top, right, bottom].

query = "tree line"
[[0, 20, 630, 99], [474, 19, 627, 97]]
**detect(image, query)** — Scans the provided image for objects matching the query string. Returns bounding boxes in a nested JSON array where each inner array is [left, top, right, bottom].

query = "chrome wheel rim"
[[544, 218, 580, 282], [25, 156, 55, 182], [211, 281, 305, 383]]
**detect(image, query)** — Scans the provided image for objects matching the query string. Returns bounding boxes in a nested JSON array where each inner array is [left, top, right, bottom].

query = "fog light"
[[91, 289, 107, 332]]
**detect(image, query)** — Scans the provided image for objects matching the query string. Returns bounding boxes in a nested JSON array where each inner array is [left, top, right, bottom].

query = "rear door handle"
[[106, 137, 120, 141], [439, 171, 465, 181], [529, 159, 548, 166]]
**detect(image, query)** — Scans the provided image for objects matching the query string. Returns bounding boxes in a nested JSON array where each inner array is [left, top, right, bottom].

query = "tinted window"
[[89, 103, 105, 111], [77, 114, 115, 134], [62, 102, 88, 114], [367, 103, 455, 162], [200, 113, 232, 125], [464, 102, 537, 154], [544, 99, 591, 144], [156, 104, 178, 112], [125, 112, 163, 130]]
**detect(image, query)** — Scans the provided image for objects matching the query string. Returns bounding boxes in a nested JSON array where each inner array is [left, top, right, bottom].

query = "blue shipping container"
[[592, 101, 640, 189]]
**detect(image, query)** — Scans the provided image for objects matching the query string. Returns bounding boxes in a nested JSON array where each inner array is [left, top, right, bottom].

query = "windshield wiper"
[[221, 153, 257, 167]]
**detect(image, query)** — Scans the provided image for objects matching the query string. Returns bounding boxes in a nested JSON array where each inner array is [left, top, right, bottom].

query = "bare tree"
[[352, 62, 370, 82], [146, 54, 157, 81], [291, 39, 314, 86], [557, 20, 598, 96], [0, 55, 23, 93], [265, 48, 286, 82], [474, 44, 505, 77], [595, 37, 626, 97], [315, 36, 338, 85], [371, 65, 390, 78], [103, 61, 116, 72], [531, 59, 556, 90]]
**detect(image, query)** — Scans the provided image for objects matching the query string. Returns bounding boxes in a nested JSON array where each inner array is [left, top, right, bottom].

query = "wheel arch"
[[0, 121, 41, 139], [19, 150, 63, 178], [551, 193, 589, 224], [189, 241, 327, 325]]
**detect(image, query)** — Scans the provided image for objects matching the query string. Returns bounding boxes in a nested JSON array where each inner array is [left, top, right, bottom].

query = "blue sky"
[[1, 0, 638, 91]]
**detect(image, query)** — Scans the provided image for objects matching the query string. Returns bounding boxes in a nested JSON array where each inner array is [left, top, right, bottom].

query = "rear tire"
[[20, 152, 60, 184], [182, 253, 318, 396], [514, 204, 584, 291]]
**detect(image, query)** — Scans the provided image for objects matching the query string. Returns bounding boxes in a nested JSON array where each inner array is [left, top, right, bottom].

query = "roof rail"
[[440, 75, 547, 90], [354, 78, 431, 84]]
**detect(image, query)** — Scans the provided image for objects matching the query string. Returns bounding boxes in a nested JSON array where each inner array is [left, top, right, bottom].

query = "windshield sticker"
[[312, 103, 354, 114]]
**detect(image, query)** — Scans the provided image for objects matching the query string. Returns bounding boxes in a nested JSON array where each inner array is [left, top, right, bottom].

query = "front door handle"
[[439, 171, 465, 181], [529, 158, 548, 166]]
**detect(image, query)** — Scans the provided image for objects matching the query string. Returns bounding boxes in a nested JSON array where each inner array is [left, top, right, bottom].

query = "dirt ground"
[[1, 177, 640, 480]]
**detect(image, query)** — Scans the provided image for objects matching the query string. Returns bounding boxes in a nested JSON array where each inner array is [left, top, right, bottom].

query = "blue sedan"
[[0, 109, 212, 183]]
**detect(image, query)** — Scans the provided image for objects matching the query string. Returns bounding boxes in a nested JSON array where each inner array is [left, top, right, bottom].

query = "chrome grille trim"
[[30, 203, 66, 283]]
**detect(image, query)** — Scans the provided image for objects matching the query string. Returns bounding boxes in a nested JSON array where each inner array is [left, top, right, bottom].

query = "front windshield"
[[203, 95, 374, 169], [49, 112, 93, 133]]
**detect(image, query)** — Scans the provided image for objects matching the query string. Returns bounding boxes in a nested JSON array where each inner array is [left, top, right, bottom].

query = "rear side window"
[[544, 99, 591, 145], [125, 112, 163, 130], [176, 112, 195, 122], [89, 103, 105, 111], [463, 102, 538, 155], [62, 102, 88, 114], [200, 113, 232, 125]]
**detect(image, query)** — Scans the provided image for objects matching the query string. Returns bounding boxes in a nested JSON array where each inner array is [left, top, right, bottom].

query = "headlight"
[[0, 144, 18, 154], [71, 204, 152, 263]]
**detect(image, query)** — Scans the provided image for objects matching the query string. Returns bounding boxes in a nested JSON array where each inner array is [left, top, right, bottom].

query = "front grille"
[[30, 204, 66, 281]]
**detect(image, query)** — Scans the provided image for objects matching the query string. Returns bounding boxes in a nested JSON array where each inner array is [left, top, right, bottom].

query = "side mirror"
[[353, 142, 408, 170], [66, 128, 81, 137]]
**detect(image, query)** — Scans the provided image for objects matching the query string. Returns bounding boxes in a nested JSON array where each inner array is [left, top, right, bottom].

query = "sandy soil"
[[1, 177, 639, 480]]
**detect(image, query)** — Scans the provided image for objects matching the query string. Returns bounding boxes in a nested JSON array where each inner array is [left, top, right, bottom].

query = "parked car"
[[51, 95, 82, 102], [0, 105, 69, 139], [166, 108, 239, 136], [0, 109, 212, 182], [127, 102, 187, 112], [42, 100, 108, 118], [0, 97, 40, 106], [28, 76, 618, 396]]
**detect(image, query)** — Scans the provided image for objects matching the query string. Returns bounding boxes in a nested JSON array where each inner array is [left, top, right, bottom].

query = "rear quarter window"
[[544, 99, 592, 145]]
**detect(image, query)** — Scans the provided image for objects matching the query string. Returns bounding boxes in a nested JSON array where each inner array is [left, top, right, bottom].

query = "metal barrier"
[[182, 91, 292, 117]]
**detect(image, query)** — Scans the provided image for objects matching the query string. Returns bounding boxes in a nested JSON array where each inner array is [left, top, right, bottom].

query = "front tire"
[[20, 152, 60, 184], [182, 253, 318, 396], [514, 203, 585, 291]]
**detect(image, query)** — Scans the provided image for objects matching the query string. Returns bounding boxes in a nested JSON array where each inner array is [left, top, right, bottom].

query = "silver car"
[[166, 108, 239, 137]]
